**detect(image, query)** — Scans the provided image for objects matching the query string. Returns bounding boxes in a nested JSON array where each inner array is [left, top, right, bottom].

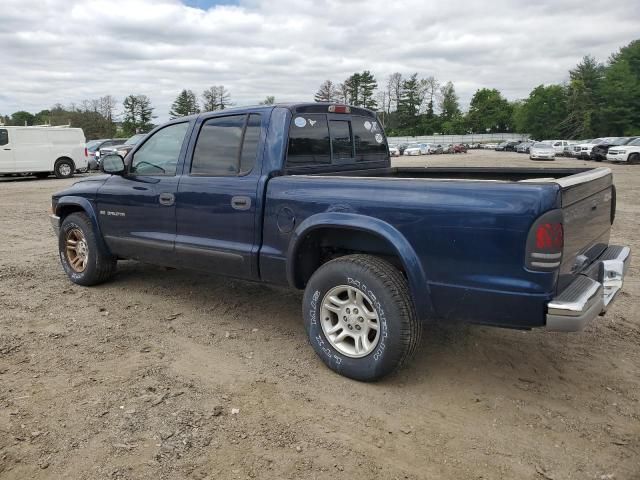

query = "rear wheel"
[[54, 158, 75, 179], [59, 213, 117, 286], [303, 254, 421, 381], [628, 153, 640, 165]]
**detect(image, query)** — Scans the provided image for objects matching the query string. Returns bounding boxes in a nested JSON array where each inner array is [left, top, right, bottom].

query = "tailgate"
[[557, 168, 613, 291]]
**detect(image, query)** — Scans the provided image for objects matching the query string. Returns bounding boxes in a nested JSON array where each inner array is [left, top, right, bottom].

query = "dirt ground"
[[0, 149, 638, 480]]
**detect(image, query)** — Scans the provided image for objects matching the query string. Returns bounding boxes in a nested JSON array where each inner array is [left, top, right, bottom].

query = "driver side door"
[[97, 121, 191, 265]]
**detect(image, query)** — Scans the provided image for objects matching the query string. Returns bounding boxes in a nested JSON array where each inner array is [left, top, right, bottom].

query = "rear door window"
[[0, 129, 8, 146]]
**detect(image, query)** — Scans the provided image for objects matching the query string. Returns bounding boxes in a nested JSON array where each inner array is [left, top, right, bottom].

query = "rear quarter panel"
[[262, 176, 561, 327]]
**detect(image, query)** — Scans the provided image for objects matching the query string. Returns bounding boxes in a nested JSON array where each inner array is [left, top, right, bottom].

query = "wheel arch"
[[287, 212, 434, 321], [55, 196, 111, 256]]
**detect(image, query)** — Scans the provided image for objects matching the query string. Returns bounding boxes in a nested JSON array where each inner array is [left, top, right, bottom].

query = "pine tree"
[[359, 70, 378, 109], [169, 89, 199, 119]]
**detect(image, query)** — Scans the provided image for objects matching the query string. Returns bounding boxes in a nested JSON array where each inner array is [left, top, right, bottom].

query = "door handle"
[[2, 148, 10, 151], [159, 192, 175, 206], [231, 196, 251, 211]]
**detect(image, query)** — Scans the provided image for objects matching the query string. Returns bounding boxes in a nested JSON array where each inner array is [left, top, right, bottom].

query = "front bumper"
[[530, 154, 555, 160], [607, 153, 627, 162], [546, 245, 631, 331], [50, 214, 61, 237]]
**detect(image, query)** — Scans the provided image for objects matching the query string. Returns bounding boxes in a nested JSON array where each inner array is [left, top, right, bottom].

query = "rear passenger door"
[[175, 113, 263, 279]]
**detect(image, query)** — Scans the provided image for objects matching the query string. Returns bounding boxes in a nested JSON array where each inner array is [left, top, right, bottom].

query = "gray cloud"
[[0, 0, 638, 121]]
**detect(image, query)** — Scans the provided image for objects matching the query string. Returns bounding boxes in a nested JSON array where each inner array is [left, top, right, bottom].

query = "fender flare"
[[287, 212, 434, 321], [55, 196, 112, 256]]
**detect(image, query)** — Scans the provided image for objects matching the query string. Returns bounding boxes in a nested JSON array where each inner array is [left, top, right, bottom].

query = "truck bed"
[[313, 165, 603, 183]]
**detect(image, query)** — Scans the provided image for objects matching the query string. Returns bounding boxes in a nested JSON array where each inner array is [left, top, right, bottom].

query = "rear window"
[[286, 114, 387, 169]]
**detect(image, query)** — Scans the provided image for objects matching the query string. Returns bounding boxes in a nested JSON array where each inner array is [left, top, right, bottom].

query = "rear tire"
[[59, 212, 117, 286], [303, 254, 422, 381], [54, 158, 75, 179]]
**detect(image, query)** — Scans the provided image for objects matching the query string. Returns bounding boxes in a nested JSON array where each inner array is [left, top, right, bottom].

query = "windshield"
[[86, 140, 103, 152], [627, 138, 640, 146], [125, 134, 146, 146], [534, 142, 552, 148]]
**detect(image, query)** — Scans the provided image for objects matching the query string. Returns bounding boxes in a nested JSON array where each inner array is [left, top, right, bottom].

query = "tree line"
[[312, 39, 639, 139], [2, 39, 637, 140]]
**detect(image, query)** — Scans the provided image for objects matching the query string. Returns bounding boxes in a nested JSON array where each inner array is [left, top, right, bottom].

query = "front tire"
[[628, 153, 639, 165], [59, 213, 117, 286], [54, 158, 75, 179], [303, 254, 421, 381]]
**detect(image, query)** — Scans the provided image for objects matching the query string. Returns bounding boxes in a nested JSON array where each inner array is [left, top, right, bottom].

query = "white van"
[[0, 127, 87, 178]]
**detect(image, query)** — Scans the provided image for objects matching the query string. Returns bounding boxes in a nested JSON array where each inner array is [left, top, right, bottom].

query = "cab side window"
[[190, 114, 261, 176], [131, 122, 189, 176], [0, 129, 8, 146]]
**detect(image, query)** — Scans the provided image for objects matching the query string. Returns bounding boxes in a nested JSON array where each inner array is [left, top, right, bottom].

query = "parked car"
[[50, 102, 630, 381], [403, 143, 429, 156], [431, 144, 444, 154], [546, 140, 573, 155], [606, 137, 640, 164], [529, 142, 556, 161], [562, 143, 577, 157], [98, 133, 147, 163], [87, 138, 127, 170], [495, 141, 509, 151], [442, 144, 454, 154], [591, 137, 637, 162], [516, 141, 534, 154], [483, 143, 498, 149], [573, 138, 606, 159], [388, 144, 401, 157], [397, 143, 409, 155], [453, 144, 467, 153], [504, 140, 522, 152], [0, 126, 87, 178]]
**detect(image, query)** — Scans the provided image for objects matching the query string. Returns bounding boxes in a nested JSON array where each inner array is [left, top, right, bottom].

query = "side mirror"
[[101, 154, 125, 175]]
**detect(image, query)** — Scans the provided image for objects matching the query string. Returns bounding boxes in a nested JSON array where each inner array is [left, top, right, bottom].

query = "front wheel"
[[303, 254, 422, 381], [628, 153, 639, 165], [59, 213, 117, 286]]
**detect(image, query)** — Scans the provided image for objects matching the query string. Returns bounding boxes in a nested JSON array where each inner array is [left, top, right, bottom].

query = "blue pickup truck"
[[50, 103, 631, 381]]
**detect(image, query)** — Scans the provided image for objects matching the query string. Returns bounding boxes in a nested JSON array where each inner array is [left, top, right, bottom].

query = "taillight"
[[84, 147, 88, 157], [526, 209, 563, 271], [328, 104, 351, 114]]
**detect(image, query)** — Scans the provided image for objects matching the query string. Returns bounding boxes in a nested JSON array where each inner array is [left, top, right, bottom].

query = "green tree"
[[562, 56, 605, 138], [342, 71, 377, 109], [169, 89, 199, 119], [466, 88, 513, 133], [438, 81, 460, 121], [122, 94, 155, 135], [396, 73, 422, 132], [359, 70, 378, 109], [10, 111, 34, 126], [599, 40, 640, 136], [515, 85, 568, 139]]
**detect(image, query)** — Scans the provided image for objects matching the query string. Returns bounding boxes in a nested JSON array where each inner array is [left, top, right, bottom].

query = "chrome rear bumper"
[[546, 245, 630, 332]]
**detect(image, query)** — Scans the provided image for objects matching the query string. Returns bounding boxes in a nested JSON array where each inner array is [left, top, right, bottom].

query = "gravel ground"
[[0, 149, 638, 479]]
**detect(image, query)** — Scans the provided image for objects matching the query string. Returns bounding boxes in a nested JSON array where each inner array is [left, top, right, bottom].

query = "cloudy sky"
[[1, 0, 638, 122]]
